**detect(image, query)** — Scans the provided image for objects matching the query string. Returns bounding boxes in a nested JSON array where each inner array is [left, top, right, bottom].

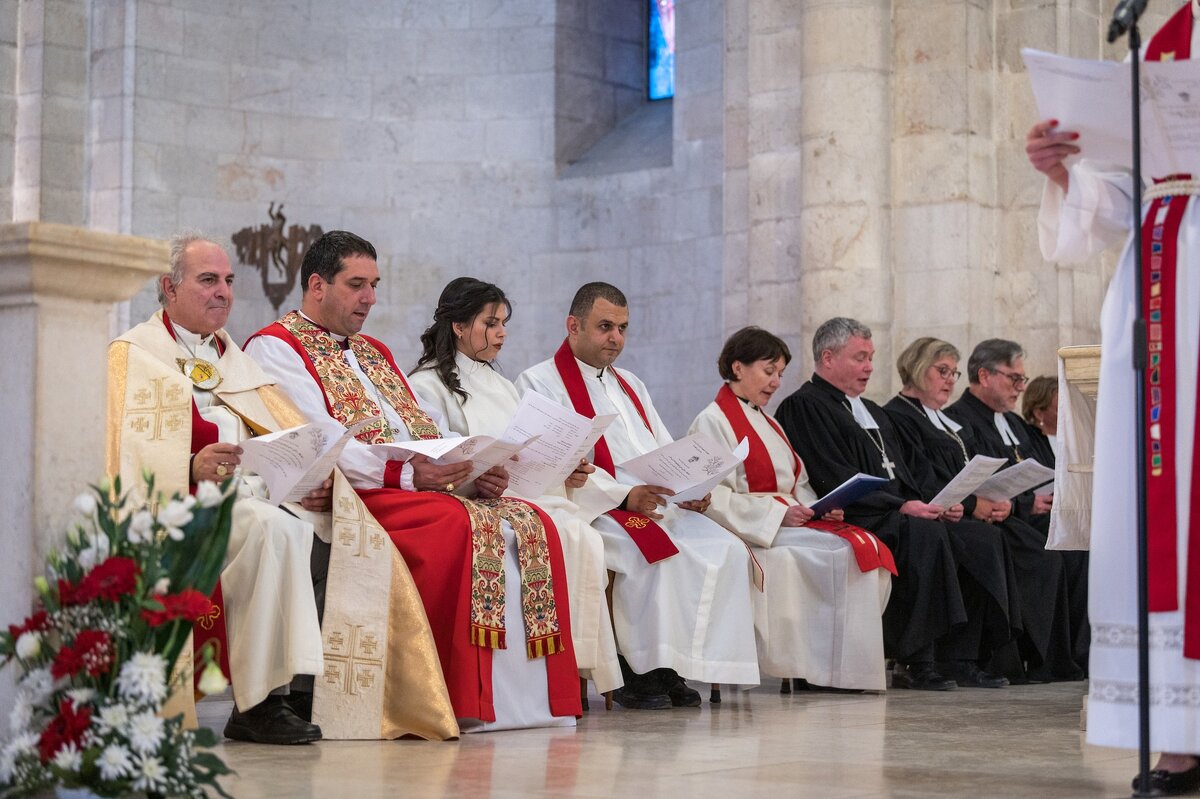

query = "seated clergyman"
[[106, 233, 326, 744]]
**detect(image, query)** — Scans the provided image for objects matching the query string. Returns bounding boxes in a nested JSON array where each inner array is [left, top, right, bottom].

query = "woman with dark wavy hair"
[[409, 278, 623, 701]]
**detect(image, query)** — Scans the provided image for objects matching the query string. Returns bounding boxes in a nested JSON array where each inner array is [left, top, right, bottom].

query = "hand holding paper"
[[238, 417, 375, 505], [617, 433, 749, 505], [929, 454, 1008, 508], [974, 459, 1055, 503]]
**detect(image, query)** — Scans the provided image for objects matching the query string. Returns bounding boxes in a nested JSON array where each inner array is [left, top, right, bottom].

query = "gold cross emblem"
[[322, 624, 384, 696], [126, 377, 189, 442]]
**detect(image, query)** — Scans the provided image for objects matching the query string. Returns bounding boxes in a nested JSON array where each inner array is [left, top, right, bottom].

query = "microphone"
[[1107, 0, 1151, 43]]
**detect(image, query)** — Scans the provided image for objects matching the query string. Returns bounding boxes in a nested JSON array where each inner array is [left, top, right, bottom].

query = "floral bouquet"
[[0, 473, 237, 798]]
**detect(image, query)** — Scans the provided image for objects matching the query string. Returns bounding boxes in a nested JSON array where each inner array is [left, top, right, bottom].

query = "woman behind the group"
[[883, 337, 1084, 682], [407, 277, 622, 698], [688, 326, 893, 691], [1021, 375, 1059, 469]]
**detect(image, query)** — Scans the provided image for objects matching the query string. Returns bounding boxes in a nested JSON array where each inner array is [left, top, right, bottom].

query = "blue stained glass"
[[649, 0, 675, 100]]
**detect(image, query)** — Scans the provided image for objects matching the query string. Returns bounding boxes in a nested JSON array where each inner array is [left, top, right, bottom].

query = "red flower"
[[51, 630, 114, 679], [141, 589, 216, 628], [7, 610, 48, 640], [69, 557, 140, 604], [37, 699, 92, 763]]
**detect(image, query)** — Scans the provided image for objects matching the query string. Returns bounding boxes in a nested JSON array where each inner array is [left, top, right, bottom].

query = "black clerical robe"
[[775, 375, 1016, 663], [885, 394, 1082, 680], [946, 390, 1089, 670]]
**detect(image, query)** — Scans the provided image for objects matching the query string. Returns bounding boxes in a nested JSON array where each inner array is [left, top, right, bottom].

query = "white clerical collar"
[[576, 356, 607, 380], [847, 395, 880, 430], [994, 412, 1021, 446], [171, 322, 218, 354], [923, 405, 963, 433]]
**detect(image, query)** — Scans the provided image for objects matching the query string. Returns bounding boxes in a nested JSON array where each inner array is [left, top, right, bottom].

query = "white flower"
[[127, 710, 165, 754], [15, 631, 40, 660], [6, 732, 38, 758], [194, 480, 224, 508], [73, 492, 97, 518], [98, 743, 134, 780], [20, 668, 53, 704], [157, 497, 195, 541], [131, 753, 168, 792], [153, 577, 170, 595], [0, 748, 14, 784], [8, 693, 32, 734], [197, 661, 229, 696], [116, 652, 167, 704], [66, 688, 96, 706], [127, 509, 154, 545], [52, 742, 82, 772], [95, 702, 130, 734]]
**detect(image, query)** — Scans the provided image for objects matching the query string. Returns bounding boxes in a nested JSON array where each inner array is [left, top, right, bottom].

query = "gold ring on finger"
[[446, 482, 455, 492], [216, 464, 228, 477]]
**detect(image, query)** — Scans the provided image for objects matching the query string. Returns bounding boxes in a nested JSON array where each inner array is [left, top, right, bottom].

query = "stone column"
[[794, 0, 892, 395], [0, 222, 165, 714], [890, 0, 995, 371]]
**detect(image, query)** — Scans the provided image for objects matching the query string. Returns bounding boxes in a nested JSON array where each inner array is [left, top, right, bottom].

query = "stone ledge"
[[0, 221, 167, 303]]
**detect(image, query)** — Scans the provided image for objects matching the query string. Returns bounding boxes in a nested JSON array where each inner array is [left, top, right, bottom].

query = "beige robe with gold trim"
[[107, 311, 457, 740]]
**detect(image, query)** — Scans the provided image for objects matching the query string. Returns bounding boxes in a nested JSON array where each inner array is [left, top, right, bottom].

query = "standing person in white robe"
[[107, 234, 325, 745], [516, 282, 760, 709], [1027, 1, 1200, 790], [688, 327, 892, 691], [407, 277, 623, 699]]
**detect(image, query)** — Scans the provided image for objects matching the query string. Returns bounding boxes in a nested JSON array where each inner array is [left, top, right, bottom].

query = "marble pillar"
[[0, 221, 165, 714]]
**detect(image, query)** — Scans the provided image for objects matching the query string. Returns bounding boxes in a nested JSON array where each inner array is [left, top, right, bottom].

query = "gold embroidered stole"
[[275, 311, 561, 657]]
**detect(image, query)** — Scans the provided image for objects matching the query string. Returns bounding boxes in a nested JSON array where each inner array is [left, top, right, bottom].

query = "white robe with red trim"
[[408, 352, 623, 694], [1038, 16, 1200, 752], [689, 398, 890, 689], [517, 357, 760, 686]]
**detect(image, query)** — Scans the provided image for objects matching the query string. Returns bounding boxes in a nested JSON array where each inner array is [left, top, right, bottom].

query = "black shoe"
[[287, 691, 313, 723], [666, 676, 702, 708], [938, 660, 1009, 689], [891, 663, 956, 691], [224, 695, 322, 744], [611, 687, 672, 710], [1133, 764, 1200, 795], [780, 678, 792, 695]]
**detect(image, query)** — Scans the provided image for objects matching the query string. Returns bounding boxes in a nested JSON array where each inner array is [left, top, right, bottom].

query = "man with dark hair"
[[517, 283, 759, 709], [246, 231, 582, 732], [776, 318, 1018, 690], [947, 338, 1089, 674]]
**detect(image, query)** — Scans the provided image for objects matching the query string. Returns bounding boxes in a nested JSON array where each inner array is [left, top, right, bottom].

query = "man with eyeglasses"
[[947, 338, 1089, 673]]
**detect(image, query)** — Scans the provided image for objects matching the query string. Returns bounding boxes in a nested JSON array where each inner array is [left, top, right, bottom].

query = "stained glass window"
[[649, 0, 675, 100]]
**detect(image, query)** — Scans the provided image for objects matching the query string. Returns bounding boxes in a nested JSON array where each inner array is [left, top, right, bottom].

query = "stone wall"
[[4, 0, 1147, 434]]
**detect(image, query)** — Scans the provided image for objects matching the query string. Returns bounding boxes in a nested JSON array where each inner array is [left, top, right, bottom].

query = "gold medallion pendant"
[[176, 357, 222, 390]]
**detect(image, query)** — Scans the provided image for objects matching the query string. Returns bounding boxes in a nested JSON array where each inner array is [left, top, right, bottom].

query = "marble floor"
[[198, 681, 1143, 798]]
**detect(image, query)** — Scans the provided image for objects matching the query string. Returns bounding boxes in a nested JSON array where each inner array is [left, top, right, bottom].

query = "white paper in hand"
[[239, 416, 375, 505], [929, 454, 1008, 508], [372, 434, 541, 487], [499, 391, 618, 499], [975, 458, 1056, 502], [617, 433, 749, 505]]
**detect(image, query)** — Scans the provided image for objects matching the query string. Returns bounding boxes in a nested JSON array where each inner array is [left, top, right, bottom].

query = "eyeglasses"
[[989, 368, 1028, 390], [933, 365, 962, 381]]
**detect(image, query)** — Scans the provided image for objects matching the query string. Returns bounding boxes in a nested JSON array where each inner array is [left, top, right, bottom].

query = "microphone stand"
[[1116, 13, 1160, 799]]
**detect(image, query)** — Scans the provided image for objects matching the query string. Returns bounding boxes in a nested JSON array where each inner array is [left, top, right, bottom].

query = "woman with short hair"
[[688, 326, 894, 691]]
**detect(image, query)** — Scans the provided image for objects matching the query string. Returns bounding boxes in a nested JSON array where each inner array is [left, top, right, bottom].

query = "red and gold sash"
[[1141, 3, 1200, 659], [714, 384, 897, 576], [552, 339, 678, 564], [253, 313, 562, 657]]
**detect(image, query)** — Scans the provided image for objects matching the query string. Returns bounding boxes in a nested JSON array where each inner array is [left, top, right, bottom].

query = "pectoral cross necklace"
[[867, 429, 897, 480]]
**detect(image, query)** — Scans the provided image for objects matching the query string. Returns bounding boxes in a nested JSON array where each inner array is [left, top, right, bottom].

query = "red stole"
[[713, 384, 897, 576], [552, 339, 679, 563], [160, 312, 233, 691], [1141, 3, 1200, 659]]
